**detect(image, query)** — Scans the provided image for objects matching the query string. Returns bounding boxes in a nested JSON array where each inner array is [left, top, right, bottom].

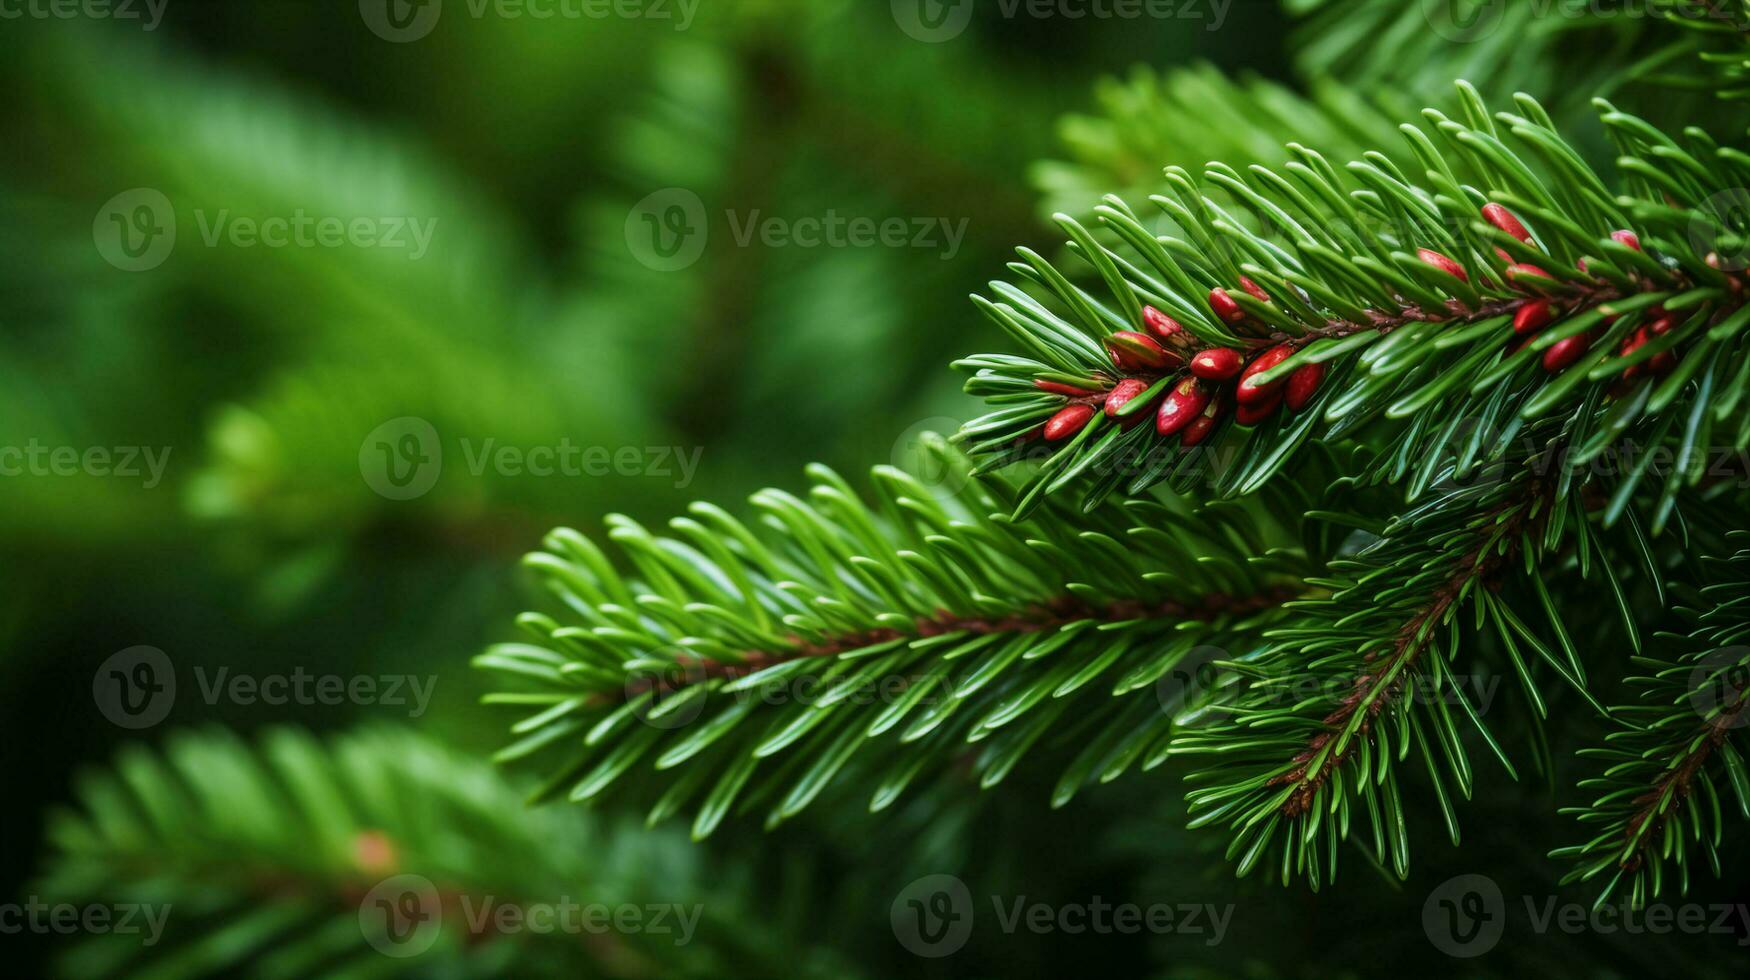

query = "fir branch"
[[955, 86, 1750, 517]]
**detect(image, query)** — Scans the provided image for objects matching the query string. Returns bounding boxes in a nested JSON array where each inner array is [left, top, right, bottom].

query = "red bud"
[[1235, 344, 1294, 405], [1648, 316, 1673, 336], [1142, 305, 1185, 342], [1285, 362, 1326, 412], [1189, 347, 1243, 381], [1034, 379, 1102, 397], [1513, 298, 1555, 336], [1482, 203, 1532, 243], [1106, 331, 1177, 370], [1505, 263, 1551, 289], [1620, 328, 1650, 381], [1417, 248, 1468, 282], [1043, 404, 1095, 441], [1542, 332, 1591, 373], [1156, 377, 1212, 437], [1649, 350, 1678, 375], [1181, 400, 1221, 447], [1238, 276, 1271, 303], [1235, 392, 1283, 425], [1209, 287, 1246, 324], [1104, 378, 1152, 417], [1610, 229, 1641, 251]]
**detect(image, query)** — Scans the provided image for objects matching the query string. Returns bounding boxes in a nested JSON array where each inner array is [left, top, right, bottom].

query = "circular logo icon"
[[625, 188, 708, 272], [1422, 873, 1505, 957], [892, 0, 974, 42], [360, 0, 441, 42], [625, 656, 712, 730], [1688, 189, 1750, 272], [891, 873, 973, 957], [359, 874, 443, 957], [1425, 414, 1513, 494], [1420, 0, 1506, 43], [93, 188, 175, 272], [1154, 644, 1229, 720], [1687, 646, 1750, 730], [359, 417, 442, 500], [890, 419, 972, 498], [93, 645, 176, 729]]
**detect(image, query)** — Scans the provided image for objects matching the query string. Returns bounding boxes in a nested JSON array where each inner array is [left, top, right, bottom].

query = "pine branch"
[[956, 86, 1750, 518], [1168, 427, 1629, 886], [1554, 531, 1750, 907], [475, 436, 1364, 836], [37, 726, 847, 979]]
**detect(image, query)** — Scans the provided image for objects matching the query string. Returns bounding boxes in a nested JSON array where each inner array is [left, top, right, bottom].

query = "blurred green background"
[[6, 1, 1743, 977]]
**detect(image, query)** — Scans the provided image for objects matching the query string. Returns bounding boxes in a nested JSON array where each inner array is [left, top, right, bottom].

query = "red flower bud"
[[1542, 332, 1591, 373], [1235, 344, 1294, 405], [1610, 229, 1641, 251], [1482, 203, 1532, 243], [1238, 276, 1271, 303], [1181, 399, 1222, 447], [1505, 263, 1551, 289], [1155, 377, 1212, 437], [1106, 331, 1177, 370], [1104, 378, 1152, 417], [1189, 347, 1243, 381], [1648, 316, 1673, 336], [1235, 392, 1283, 425], [1417, 248, 1468, 282], [1513, 298, 1556, 336], [1285, 362, 1326, 412], [1209, 287, 1246, 324], [1141, 305, 1185, 342], [1034, 379, 1102, 397], [1043, 404, 1095, 441]]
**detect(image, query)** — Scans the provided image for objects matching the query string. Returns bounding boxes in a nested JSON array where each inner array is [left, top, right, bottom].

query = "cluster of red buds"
[[1036, 282, 1323, 445]]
